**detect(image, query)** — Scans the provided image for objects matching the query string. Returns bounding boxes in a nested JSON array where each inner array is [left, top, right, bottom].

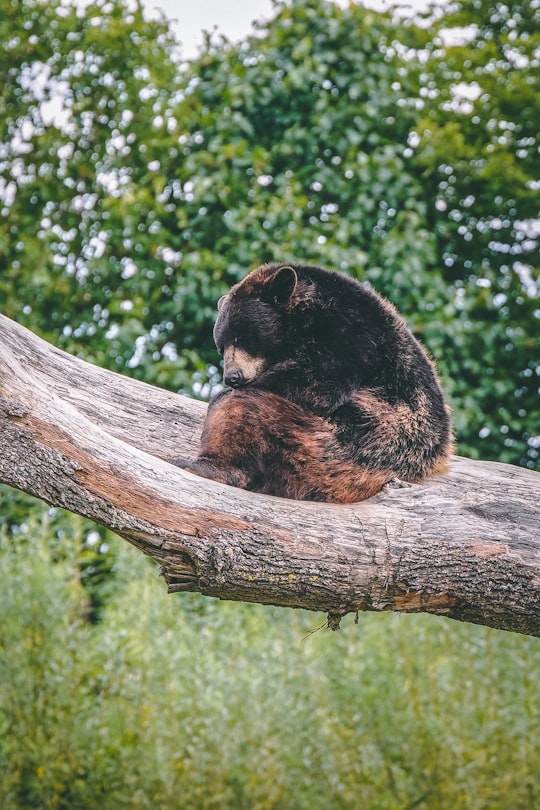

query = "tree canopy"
[[1, 0, 538, 469]]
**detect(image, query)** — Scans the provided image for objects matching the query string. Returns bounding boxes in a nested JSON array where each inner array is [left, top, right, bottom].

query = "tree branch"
[[1, 313, 539, 635]]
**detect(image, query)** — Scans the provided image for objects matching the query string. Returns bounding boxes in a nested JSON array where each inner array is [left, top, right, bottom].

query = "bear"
[[172, 262, 452, 503]]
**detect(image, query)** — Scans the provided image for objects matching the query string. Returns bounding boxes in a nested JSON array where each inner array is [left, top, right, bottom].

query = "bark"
[[0, 313, 539, 636]]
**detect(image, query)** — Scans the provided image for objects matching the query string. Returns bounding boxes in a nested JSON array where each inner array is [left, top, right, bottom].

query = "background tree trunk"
[[1, 313, 539, 636]]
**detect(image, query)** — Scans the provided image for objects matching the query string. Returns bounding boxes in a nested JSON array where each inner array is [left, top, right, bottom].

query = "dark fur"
[[172, 263, 452, 503]]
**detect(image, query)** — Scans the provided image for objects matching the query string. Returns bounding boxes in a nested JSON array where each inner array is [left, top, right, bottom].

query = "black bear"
[[173, 262, 452, 503]]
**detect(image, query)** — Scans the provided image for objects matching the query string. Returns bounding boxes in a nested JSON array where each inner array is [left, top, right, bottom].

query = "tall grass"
[[1, 524, 539, 809]]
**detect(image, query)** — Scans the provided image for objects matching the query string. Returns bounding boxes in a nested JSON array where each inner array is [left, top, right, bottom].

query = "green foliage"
[[0, 486, 119, 622], [0, 0, 192, 387], [1, 0, 538, 466], [406, 0, 540, 467], [1, 525, 540, 809]]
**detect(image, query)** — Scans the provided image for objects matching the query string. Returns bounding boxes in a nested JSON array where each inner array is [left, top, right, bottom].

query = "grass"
[[1, 524, 539, 809]]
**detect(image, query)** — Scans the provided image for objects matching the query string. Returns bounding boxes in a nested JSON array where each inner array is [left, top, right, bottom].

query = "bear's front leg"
[[170, 389, 262, 491]]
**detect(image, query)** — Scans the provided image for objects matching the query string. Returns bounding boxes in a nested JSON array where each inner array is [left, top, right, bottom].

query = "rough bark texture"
[[1, 313, 539, 635]]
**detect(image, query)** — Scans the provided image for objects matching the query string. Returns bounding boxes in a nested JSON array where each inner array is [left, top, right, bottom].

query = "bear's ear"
[[217, 294, 228, 311], [264, 265, 298, 305]]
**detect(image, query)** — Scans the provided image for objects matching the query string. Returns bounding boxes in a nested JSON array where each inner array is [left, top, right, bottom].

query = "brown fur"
[[179, 391, 392, 503]]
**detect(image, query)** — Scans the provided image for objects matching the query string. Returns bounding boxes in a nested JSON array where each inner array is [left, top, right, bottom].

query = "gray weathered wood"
[[1, 312, 539, 635]]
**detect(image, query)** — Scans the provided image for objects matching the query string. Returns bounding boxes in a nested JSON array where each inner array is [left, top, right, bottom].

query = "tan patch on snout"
[[223, 346, 266, 383]]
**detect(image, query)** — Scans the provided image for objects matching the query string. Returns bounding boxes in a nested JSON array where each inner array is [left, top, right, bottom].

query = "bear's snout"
[[224, 369, 245, 388], [222, 346, 266, 388]]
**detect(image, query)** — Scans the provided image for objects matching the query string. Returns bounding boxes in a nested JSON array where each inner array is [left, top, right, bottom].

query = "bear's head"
[[213, 264, 312, 389]]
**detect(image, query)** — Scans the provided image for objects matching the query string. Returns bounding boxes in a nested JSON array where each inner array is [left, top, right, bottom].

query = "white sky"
[[143, 0, 407, 59], [144, 0, 277, 58]]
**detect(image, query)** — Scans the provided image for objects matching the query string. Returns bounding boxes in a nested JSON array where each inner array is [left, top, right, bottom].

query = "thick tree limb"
[[0, 313, 539, 636]]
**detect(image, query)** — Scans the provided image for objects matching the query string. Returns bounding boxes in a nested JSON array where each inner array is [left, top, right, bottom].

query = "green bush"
[[1, 525, 540, 809]]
